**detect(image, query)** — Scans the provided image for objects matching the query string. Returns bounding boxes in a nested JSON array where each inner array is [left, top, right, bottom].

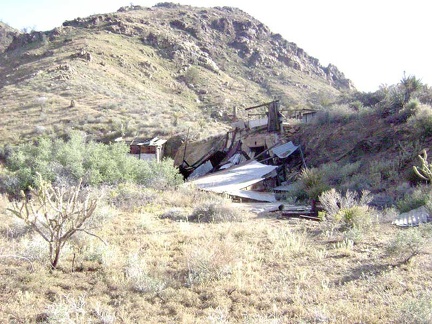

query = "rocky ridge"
[[0, 22, 19, 53], [57, 3, 353, 90], [0, 3, 354, 144]]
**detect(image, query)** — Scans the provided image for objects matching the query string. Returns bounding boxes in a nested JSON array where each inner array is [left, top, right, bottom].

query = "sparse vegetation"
[[1, 3, 432, 322], [386, 224, 432, 264]]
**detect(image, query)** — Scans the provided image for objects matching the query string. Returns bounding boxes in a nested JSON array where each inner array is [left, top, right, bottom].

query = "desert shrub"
[[298, 168, 330, 201], [396, 98, 420, 122], [319, 189, 375, 234], [386, 224, 432, 264], [160, 208, 190, 221], [313, 104, 357, 125], [136, 159, 183, 190], [183, 66, 201, 85], [124, 254, 166, 294], [2, 131, 183, 194], [267, 227, 310, 258], [7, 178, 100, 269], [189, 198, 245, 223], [321, 162, 361, 187], [396, 185, 432, 213], [335, 205, 373, 231], [45, 294, 88, 323], [20, 234, 50, 264], [185, 238, 238, 286], [108, 183, 158, 211]]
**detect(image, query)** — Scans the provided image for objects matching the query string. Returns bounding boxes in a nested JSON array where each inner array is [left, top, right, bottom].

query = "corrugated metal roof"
[[393, 206, 432, 227], [188, 161, 278, 201], [271, 141, 299, 159], [132, 137, 167, 146]]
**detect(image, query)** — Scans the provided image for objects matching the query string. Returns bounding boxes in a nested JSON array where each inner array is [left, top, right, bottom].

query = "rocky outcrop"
[[57, 4, 353, 91], [0, 22, 20, 53]]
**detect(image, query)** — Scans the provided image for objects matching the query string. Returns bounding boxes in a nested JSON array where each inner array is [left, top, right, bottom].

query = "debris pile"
[[176, 101, 305, 202]]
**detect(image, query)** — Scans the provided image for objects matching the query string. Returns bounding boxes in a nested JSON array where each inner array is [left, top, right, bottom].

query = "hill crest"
[[0, 3, 353, 144]]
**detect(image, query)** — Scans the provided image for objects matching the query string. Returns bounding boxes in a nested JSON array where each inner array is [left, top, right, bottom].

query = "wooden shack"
[[129, 137, 167, 162]]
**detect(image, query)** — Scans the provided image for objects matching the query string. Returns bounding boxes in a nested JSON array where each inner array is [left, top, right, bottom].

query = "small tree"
[[7, 177, 99, 269]]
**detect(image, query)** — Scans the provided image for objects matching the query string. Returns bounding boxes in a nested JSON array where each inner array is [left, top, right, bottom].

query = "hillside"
[[0, 3, 352, 145], [0, 22, 19, 53]]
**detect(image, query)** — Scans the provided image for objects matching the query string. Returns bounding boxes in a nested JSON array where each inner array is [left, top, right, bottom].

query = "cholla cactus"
[[7, 175, 99, 269], [413, 150, 432, 182]]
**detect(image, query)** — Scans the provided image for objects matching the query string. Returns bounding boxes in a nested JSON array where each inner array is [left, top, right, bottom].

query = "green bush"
[[396, 185, 432, 213], [2, 131, 183, 194], [335, 205, 374, 231], [298, 168, 330, 201], [319, 189, 375, 234]]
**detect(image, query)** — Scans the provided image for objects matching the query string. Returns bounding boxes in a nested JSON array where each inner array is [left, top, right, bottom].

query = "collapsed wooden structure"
[[176, 101, 306, 202]]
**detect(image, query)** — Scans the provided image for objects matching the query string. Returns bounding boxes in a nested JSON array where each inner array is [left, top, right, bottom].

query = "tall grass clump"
[[124, 254, 166, 294], [185, 237, 238, 286], [189, 197, 245, 223]]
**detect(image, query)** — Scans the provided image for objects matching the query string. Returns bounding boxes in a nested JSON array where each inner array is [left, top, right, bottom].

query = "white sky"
[[1, 0, 431, 92]]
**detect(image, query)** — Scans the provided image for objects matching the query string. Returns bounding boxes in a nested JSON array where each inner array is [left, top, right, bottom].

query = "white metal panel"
[[188, 161, 278, 201]]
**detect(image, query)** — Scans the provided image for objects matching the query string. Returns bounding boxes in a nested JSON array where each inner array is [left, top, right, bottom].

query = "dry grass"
[[0, 188, 431, 323]]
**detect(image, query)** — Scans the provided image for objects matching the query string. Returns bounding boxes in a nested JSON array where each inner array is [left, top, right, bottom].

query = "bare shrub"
[[7, 177, 100, 269]]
